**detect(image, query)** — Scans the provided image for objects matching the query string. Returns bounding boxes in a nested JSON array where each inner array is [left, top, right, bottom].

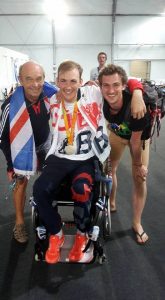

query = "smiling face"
[[19, 62, 45, 102], [101, 73, 126, 107], [57, 68, 82, 103]]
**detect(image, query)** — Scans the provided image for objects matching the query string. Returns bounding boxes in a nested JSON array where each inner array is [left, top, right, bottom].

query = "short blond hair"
[[58, 60, 83, 79]]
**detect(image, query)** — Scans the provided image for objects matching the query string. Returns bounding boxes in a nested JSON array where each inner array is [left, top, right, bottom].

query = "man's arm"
[[85, 78, 146, 119], [127, 79, 146, 120]]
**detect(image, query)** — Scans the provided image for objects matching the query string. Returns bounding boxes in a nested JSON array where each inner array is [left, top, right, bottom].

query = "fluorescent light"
[[43, 0, 68, 25]]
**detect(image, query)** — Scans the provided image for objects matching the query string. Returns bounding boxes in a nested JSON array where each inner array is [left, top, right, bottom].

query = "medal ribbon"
[[62, 99, 78, 145]]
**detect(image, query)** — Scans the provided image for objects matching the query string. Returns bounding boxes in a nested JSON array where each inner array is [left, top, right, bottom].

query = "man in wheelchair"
[[33, 60, 110, 264]]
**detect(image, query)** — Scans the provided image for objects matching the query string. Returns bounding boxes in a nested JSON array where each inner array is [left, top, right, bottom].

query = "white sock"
[[77, 229, 85, 236], [56, 229, 63, 238]]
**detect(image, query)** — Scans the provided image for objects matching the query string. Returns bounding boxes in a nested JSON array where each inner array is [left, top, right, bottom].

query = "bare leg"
[[131, 140, 150, 243], [132, 176, 148, 243], [108, 132, 126, 212], [13, 177, 28, 225], [110, 160, 119, 212]]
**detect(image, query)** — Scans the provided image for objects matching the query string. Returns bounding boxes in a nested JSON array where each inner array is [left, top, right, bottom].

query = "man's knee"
[[14, 176, 28, 193], [71, 173, 93, 202], [33, 177, 55, 202]]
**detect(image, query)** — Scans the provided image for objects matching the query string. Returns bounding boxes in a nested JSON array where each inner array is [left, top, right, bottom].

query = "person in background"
[[90, 52, 107, 82], [0, 61, 57, 243], [99, 64, 150, 244]]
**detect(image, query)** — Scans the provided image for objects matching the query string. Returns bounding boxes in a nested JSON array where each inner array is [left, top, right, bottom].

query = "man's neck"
[[109, 98, 123, 114], [24, 93, 40, 104], [64, 99, 76, 104], [98, 63, 105, 70]]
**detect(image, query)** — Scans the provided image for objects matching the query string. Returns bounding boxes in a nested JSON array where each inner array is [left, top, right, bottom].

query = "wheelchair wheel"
[[102, 197, 111, 239], [98, 253, 106, 265], [34, 242, 45, 261], [31, 205, 39, 231]]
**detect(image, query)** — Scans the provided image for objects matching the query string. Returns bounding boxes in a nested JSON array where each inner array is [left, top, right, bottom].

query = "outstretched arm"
[[127, 79, 146, 119]]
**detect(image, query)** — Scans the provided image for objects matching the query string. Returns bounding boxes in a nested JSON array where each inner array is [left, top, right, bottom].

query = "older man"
[[0, 61, 57, 243]]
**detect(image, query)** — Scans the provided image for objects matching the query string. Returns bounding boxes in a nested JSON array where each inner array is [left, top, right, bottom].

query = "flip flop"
[[132, 228, 149, 245]]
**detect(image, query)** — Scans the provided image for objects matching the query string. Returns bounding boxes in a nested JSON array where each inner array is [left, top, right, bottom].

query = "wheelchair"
[[30, 159, 112, 264]]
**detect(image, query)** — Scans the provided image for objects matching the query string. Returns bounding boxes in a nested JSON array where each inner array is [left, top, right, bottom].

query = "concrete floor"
[[0, 119, 165, 300]]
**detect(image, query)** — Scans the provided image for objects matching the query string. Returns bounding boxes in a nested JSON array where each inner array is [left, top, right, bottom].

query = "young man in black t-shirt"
[[99, 64, 149, 244]]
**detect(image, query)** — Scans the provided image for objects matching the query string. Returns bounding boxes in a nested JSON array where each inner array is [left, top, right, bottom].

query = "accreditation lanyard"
[[62, 99, 78, 145]]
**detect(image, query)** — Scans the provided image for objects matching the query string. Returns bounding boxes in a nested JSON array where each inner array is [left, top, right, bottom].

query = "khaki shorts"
[[109, 131, 150, 168]]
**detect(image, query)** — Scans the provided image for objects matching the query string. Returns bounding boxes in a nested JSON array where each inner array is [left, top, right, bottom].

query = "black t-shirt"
[[103, 90, 151, 140], [25, 93, 50, 147]]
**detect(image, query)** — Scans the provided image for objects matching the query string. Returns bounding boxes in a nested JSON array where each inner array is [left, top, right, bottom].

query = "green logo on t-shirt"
[[110, 122, 131, 137]]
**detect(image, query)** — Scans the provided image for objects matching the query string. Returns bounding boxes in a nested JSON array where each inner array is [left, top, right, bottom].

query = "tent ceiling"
[[0, 0, 164, 15]]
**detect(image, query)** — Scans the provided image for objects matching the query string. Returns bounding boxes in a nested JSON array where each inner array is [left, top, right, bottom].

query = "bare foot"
[[110, 202, 116, 212], [132, 225, 149, 244]]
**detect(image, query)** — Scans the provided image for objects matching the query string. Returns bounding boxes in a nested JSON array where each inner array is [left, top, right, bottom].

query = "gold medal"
[[65, 144, 76, 155]]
